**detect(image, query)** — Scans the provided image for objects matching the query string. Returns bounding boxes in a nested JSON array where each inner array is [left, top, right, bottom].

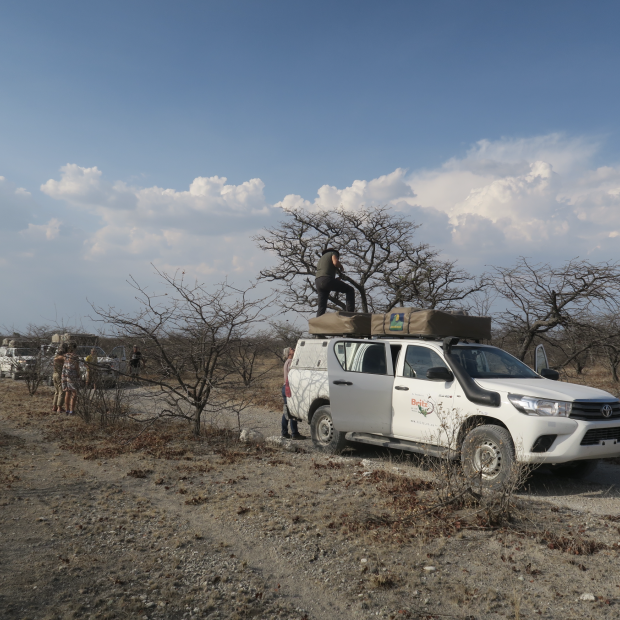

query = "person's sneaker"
[[291, 433, 307, 440], [281, 433, 291, 439]]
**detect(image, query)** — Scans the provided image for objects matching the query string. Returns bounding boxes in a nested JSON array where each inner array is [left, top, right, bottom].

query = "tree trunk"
[[193, 409, 201, 437]]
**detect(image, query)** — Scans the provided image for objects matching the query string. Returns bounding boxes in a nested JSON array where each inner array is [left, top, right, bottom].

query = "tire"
[[461, 424, 516, 490], [551, 459, 599, 479], [310, 405, 349, 454]]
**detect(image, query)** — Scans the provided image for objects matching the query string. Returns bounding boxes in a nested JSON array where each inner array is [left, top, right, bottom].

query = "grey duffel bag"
[[308, 311, 372, 336], [371, 307, 491, 340]]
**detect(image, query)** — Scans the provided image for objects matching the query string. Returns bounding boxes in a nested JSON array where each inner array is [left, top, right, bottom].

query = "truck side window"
[[402, 345, 448, 380], [335, 342, 387, 375]]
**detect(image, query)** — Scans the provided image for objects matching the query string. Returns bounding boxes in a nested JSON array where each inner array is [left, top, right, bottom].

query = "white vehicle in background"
[[0, 343, 40, 380], [287, 337, 620, 487]]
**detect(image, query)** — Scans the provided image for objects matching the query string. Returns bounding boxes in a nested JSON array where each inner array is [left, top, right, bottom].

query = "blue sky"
[[2, 1, 620, 329]]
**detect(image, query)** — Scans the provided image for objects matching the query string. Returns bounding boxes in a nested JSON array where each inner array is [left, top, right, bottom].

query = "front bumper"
[[517, 416, 620, 463]]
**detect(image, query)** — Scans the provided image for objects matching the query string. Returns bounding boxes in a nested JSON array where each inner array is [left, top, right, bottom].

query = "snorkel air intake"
[[442, 337, 501, 408]]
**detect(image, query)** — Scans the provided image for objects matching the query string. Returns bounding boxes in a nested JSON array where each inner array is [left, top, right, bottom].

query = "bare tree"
[[255, 205, 485, 314], [541, 318, 601, 375], [263, 320, 305, 362], [491, 257, 620, 361], [91, 268, 274, 436], [597, 313, 620, 383]]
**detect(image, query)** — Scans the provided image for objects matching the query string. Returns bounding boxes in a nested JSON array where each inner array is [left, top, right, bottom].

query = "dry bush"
[[75, 381, 129, 426], [422, 408, 537, 527]]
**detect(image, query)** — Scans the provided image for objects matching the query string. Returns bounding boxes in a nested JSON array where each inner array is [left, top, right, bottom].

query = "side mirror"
[[426, 366, 454, 382], [540, 368, 560, 381]]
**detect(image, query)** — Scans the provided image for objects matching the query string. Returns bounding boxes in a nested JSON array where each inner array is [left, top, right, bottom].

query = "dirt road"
[[2, 380, 620, 620]]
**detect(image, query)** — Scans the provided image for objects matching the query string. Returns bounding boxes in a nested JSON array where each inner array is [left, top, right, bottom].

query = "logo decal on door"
[[411, 397, 434, 417]]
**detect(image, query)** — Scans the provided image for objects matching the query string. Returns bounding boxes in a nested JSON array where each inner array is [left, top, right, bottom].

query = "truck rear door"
[[327, 339, 393, 434]]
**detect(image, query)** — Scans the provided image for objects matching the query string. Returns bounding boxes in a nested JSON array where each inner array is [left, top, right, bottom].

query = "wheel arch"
[[457, 415, 511, 451], [307, 398, 330, 425]]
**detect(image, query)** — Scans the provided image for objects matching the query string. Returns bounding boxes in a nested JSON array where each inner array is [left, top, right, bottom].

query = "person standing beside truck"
[[315, 248, 355, 317], [85, 348, 99, 389], [129, 345, 143, 381], [281, 347, 306, 440], [51, 343, 68, 413]]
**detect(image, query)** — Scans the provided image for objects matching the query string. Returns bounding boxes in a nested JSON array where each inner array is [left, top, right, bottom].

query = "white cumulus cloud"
[[40, 164, 273, 258], [17, 133, 620, 305], [276, 168, 414, 211]]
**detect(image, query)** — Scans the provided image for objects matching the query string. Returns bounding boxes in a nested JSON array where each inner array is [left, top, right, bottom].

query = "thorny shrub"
[[423, 407, 537, 527], [75, 381, 129, 426]]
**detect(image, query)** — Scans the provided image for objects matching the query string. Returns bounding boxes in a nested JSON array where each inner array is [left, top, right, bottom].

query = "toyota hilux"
[[287, 336, 620, 487]]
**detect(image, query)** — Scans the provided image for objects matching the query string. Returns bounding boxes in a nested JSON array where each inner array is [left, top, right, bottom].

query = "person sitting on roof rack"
[[315, 248, 355, 317]]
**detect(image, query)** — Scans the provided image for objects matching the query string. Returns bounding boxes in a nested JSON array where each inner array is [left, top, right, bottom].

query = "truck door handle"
[[394, 385, 409, 391], [332, 380, 353, 386]]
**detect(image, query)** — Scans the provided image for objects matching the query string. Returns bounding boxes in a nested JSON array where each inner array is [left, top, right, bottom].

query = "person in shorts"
[[129, 345, 143, 381]]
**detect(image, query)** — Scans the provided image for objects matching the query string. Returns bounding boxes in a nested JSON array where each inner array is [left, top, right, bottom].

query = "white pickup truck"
[[0, 345, 40, 379], [287, 336, 620, 486]]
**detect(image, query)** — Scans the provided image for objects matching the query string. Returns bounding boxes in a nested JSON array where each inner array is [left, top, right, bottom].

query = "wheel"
[[551, 459, 599, 479], [310, 405, 349, 454], [461, 424, 516, 489]]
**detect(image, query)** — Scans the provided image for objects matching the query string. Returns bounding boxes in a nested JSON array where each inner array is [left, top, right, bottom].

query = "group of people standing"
[[51, 343, 144, 414], [51, 342, 80, 415]]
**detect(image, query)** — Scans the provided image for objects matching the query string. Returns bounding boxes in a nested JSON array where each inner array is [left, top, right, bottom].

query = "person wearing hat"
[[315, 248, 355, 317]]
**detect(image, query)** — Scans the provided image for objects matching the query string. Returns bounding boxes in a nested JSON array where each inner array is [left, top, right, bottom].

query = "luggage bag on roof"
[[371, 307, 491, 340], [308, 311, 372, 336], [51, 333, 98, 345]]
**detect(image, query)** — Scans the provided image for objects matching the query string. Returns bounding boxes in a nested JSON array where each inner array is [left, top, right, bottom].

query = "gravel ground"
[[2, 379, 620, 620]]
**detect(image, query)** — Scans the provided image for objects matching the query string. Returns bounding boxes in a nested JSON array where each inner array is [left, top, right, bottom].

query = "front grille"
[[581, 427, 620, 446], [570, 401, 620, 421]]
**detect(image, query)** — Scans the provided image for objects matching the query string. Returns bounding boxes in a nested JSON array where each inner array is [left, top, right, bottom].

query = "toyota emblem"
[[601, 404, 614, 418]]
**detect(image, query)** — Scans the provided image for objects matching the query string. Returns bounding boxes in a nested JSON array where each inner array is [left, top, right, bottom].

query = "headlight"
[[508, 394, 572, 417]]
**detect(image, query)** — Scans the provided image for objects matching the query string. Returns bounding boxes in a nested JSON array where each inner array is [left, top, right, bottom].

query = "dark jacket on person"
[[315, 251, 339, 278]]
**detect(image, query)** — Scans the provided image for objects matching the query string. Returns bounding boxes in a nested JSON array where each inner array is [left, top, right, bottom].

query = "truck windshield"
[[451, 346, 539, 379], [14, 348, 38, 357]]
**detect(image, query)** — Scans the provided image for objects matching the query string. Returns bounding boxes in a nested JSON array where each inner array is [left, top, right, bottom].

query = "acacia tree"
[[91, 269, 274, 436], [255, 205, 484, 314], [491, 257, 620, 361], [595, 313, 620, 383], [541, 317, 602, 375]]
